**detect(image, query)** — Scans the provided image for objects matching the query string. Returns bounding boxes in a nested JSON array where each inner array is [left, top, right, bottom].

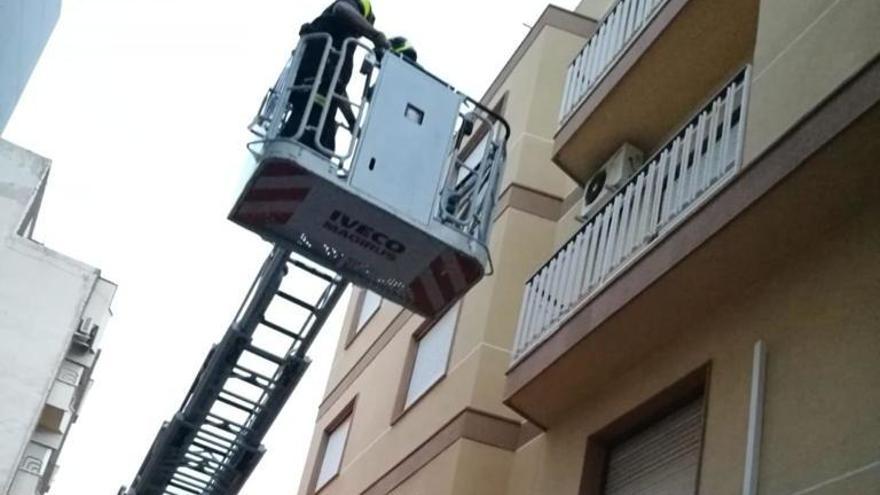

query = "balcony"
[[514, 68, 749, 363], [9, 441, 53, 495], [505, 54, 880, 427], [554, 0, 758, 183], [559, 0, 666, 121]]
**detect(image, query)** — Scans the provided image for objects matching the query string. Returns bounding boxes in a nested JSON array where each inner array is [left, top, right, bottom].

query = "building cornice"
[[480, 5, 597, 106], [360, 408, 521, 495]]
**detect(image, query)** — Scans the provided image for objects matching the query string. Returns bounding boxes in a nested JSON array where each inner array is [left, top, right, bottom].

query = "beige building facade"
[[297, 0, 880, 494]]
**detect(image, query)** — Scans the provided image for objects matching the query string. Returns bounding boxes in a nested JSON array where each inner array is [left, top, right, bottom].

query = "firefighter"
[[389, 36, 418, 63], [281, 0, 389, 154]]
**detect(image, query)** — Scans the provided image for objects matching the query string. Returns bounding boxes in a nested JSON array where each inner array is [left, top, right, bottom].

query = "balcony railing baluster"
[[512, 67, 751, 363], [560, 0, 670, 123]]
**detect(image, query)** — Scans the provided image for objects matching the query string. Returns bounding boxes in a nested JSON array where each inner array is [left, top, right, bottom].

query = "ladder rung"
[[171, 470, 210, 490], [275, 290, 317, 313], [199, 422, 240, 442], [260, 317, 302, 341], [190, 440, 227, 458], [230, 370, 273, 391], [244, 344, 285, 365], [172, 471, 211, 489], [183, 452, 222, 470], [216, 394, 260, 415], [195, 431, 236, 451], [168, 477, 204, 494], [219, 388, 261, 409], [232, 365, 275, 389], [186, 448, 225, 466], [199, 429, 250, 452], [205, 412, 251, 434], [288, 258, 336, 283], [215, 396, 256, 416], [204, 417, 251, 438], [182, 460, 219, 477]]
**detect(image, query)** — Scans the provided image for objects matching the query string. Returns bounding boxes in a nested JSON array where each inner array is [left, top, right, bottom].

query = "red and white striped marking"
[[234, 160, 313, 226], [407, 250, 483, 316], [236, 159, 485, 317]]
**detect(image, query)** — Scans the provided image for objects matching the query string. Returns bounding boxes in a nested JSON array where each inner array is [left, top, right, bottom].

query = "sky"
[[5, 0, 579, 493]]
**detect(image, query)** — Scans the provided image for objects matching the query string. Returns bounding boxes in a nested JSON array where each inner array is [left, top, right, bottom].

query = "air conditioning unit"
[[577, 143, 643, 222], [73, 317, 96, 348]]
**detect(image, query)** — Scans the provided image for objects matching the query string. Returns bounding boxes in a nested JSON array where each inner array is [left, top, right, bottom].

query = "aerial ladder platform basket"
[[232, 34, 510, 317]]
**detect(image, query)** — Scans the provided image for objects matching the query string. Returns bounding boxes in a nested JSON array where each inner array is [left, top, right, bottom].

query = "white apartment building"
[[0, 139, 117, 494]]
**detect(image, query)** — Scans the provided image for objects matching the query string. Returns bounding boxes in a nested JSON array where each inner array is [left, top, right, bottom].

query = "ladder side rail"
[[231, 247, 291, 329], [288, 35, 335, 143], [311, 40, 350, 156], [438, 107, 495, 231], [291, 271, 348, 359], [172, 246, 290, 443], [250, 37, 311, 139], [124, 249, 347, 495], [477, 126, 508, 244], [129, 415, 199, 494], [123, 247, 287, 494], [469, 108, 509, 241], [437, 99, 510, 245], [204, 262, 347, 494], [201, 256, 319, 493], [241, 264, 347, 437], [179, 332, 247, 423], [311, 38, 376, 164], [264, 49, 304, 139], [251, 56, 294, 138], [237, 270, 336, 429], [465, 118, 502, 238]]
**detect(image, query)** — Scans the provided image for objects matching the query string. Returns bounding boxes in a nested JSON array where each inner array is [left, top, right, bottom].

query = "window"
[[315, 414, 352, 489], [602, 396, 704, 495], [404, 304, 459, 408], [355, 290, 381, 332]]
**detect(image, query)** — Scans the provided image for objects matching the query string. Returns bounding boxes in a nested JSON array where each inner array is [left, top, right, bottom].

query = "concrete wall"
[[323, 290, 402, 397], [387, 440, 460, 495], [449, 440, 514, 495], [496, 28, 582, 200], [508, 187, 880, 494], [744, 0, 880, 163], [454, 23, 587, 365], [0, 139, 109, 493], [0, 140, 46, 238], [383, 439, 513, 495], [0, 0, 61, 133]]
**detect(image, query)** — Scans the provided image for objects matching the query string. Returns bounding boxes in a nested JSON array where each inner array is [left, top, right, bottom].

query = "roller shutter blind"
[[604, 397, 704, 495], [404, 303, 458, 408]]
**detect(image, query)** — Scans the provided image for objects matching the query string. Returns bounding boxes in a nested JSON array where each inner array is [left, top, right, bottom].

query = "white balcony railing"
[[513, 68, 751, 363], [559, 0, 668, 124]]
